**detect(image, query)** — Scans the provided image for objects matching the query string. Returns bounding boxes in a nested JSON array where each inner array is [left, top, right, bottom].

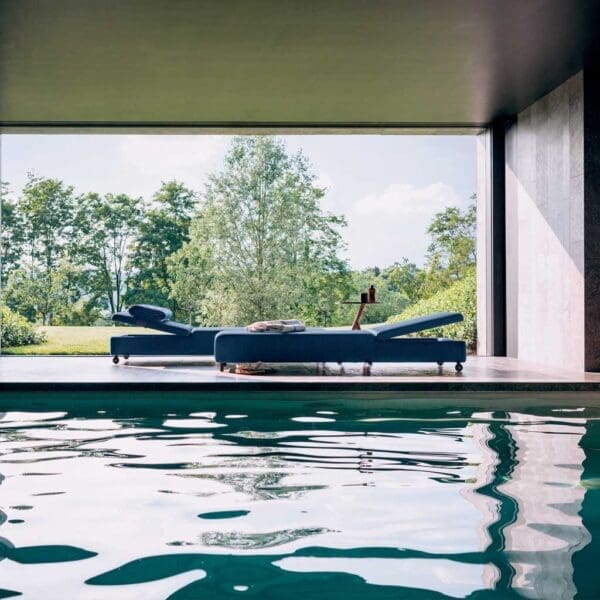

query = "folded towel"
[[234, 362, 276, 375], [246, 319, 306, 333]]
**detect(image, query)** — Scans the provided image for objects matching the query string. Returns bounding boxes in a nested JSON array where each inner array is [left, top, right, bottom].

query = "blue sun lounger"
[[109, 304, 237, 363], [214, 312, 467, 374]]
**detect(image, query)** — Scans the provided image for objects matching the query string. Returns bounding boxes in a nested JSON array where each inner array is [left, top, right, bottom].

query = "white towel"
[[246, 319, 306, 333]]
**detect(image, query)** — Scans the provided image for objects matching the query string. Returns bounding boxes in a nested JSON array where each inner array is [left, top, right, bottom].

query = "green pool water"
[[0, 393, 599, 599]]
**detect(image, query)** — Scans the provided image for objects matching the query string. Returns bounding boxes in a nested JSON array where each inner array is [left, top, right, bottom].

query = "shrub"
[[386, 268, 477, 352], [1, 305, 47, 348]]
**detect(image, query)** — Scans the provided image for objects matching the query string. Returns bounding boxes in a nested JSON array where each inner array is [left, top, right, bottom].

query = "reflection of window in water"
[[465, 412, 590, 599]]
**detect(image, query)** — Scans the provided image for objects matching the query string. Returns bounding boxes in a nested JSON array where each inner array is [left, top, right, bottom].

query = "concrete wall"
[[505, 72, 584, 371]]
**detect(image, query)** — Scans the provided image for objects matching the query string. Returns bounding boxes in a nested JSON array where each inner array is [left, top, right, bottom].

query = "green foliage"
[[345, 268, 409, 325], [387, 267, 477, 351], [382, 259, 425, 306], [126, 181, 197, 312], [5, 260, 83, 325], [1, 305, 47, 348], [1, 182, 24, 287], [171, 137, 351, 326], [421, 201, 476, 296], [2, 140, 477, 338], [18, 173, 76, 272], [3, 174, 86, 325], [75, 192, 142, 313], [167, 234, 214, 324]]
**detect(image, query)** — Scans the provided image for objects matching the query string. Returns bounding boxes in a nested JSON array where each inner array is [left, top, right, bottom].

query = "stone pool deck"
[[1, 355, 600, 392]]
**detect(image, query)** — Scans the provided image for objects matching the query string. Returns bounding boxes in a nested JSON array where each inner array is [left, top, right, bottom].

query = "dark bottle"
[[360, 292, 368, 303], [368, 285, 376, 303]]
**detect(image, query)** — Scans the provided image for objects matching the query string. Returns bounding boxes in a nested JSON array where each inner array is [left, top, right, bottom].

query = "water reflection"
[[0, 401, 597, 598]]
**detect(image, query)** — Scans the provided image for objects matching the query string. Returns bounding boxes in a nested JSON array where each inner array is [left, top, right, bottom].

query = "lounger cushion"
[[215, 330, 375, 363], [371, 312, 464, 339], [129, 304, 173, 322]]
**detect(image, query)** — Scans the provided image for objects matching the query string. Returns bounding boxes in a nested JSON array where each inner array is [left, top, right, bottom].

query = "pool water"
[[0, 394, 599, 599]]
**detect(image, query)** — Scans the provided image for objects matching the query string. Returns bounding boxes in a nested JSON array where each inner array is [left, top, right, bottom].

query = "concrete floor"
[[2, 355, 600, 391]]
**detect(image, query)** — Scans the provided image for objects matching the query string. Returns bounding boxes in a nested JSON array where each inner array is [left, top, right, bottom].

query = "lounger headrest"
[[122, 304, 193, 335], [129, 304, 173, 322], [372, 312, 464, 339]]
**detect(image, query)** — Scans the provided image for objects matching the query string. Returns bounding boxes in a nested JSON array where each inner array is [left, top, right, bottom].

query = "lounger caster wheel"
[[455, 362, 463, 372], [112, 356, 120, 364]]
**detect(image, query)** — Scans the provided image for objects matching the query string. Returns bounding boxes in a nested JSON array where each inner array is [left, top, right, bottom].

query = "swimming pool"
[[0, 392, 598, 598]]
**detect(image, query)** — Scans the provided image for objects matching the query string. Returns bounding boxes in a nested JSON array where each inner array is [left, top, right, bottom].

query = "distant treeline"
[[1, 136, 475, 331]]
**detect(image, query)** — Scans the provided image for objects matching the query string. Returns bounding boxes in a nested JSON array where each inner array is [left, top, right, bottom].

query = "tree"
[[126, 181, 197, 312], [426, 201, 476, 277], [17, 173, 76, 273], [383, 259, 425, 306], [3, 175, 83, 324], [75, 192, 142, 314], [5, 260, 82, 325], [167, 233, 214, 324], [421, 201, 476, 296], [0, 182, 24, 288], [169, 136, 350, 325]]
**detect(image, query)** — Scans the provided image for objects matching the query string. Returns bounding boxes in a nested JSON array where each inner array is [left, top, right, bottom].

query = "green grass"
[[3, 322, 385, 355], [2, 326, 149, 355]]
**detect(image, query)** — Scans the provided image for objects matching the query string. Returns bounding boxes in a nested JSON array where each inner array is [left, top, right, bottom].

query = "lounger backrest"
[[113, 305, 193, 336], [140, 319, 193, 336], [371, 312, 464, 339]]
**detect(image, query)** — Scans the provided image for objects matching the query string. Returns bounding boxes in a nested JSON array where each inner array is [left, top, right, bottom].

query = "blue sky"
[[1, 134, 476, 268]]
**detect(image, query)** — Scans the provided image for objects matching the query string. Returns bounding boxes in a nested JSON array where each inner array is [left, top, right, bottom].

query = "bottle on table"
[[368, 285, 376, 303]]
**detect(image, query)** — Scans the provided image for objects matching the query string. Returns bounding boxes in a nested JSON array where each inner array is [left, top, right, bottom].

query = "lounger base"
[[110, 333, 219, 357], [214, 330, 466, 366]]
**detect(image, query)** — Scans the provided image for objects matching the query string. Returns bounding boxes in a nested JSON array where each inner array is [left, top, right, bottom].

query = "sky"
[[0, 134, 476, 269]]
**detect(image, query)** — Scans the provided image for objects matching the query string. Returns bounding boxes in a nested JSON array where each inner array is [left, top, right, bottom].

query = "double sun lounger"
[[111, 304, 467, 374]]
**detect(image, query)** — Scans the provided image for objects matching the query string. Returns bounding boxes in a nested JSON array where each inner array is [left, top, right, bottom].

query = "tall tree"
[[169, 136, 350, 325], [0, 182, 24, 288], [421, 200, 476, 295], [167, 235, 214, 324], [4, 174, 82, 323], [126, 181, 197, 311], [75, 192, 142, 314], [17, 173, 76, 272]]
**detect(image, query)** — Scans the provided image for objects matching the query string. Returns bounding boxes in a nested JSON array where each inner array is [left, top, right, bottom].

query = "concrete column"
[[503, 71, 585, 371], [584, 64, 600, 371]]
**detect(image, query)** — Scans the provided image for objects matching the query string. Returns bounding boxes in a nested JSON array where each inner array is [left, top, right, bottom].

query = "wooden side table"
[[341, 301, 380, 330]]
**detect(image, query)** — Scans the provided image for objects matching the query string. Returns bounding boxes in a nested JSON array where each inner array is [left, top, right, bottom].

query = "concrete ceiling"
[[0, 0, 598, 127]]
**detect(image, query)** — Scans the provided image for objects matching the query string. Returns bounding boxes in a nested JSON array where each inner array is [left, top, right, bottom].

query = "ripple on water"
[[198, 510, 250, 520], [0, 403, 598, 599], [200, 528, 333, 549]]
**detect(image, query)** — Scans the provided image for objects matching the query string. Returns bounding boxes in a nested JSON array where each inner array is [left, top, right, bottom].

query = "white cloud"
[[344, 183, 463, 269], [117, 135, 228, 195]]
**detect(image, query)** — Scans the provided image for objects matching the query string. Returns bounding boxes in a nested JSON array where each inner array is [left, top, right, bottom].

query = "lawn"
[[3, 323, 379, 355], [3, 326, 149, 355]]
